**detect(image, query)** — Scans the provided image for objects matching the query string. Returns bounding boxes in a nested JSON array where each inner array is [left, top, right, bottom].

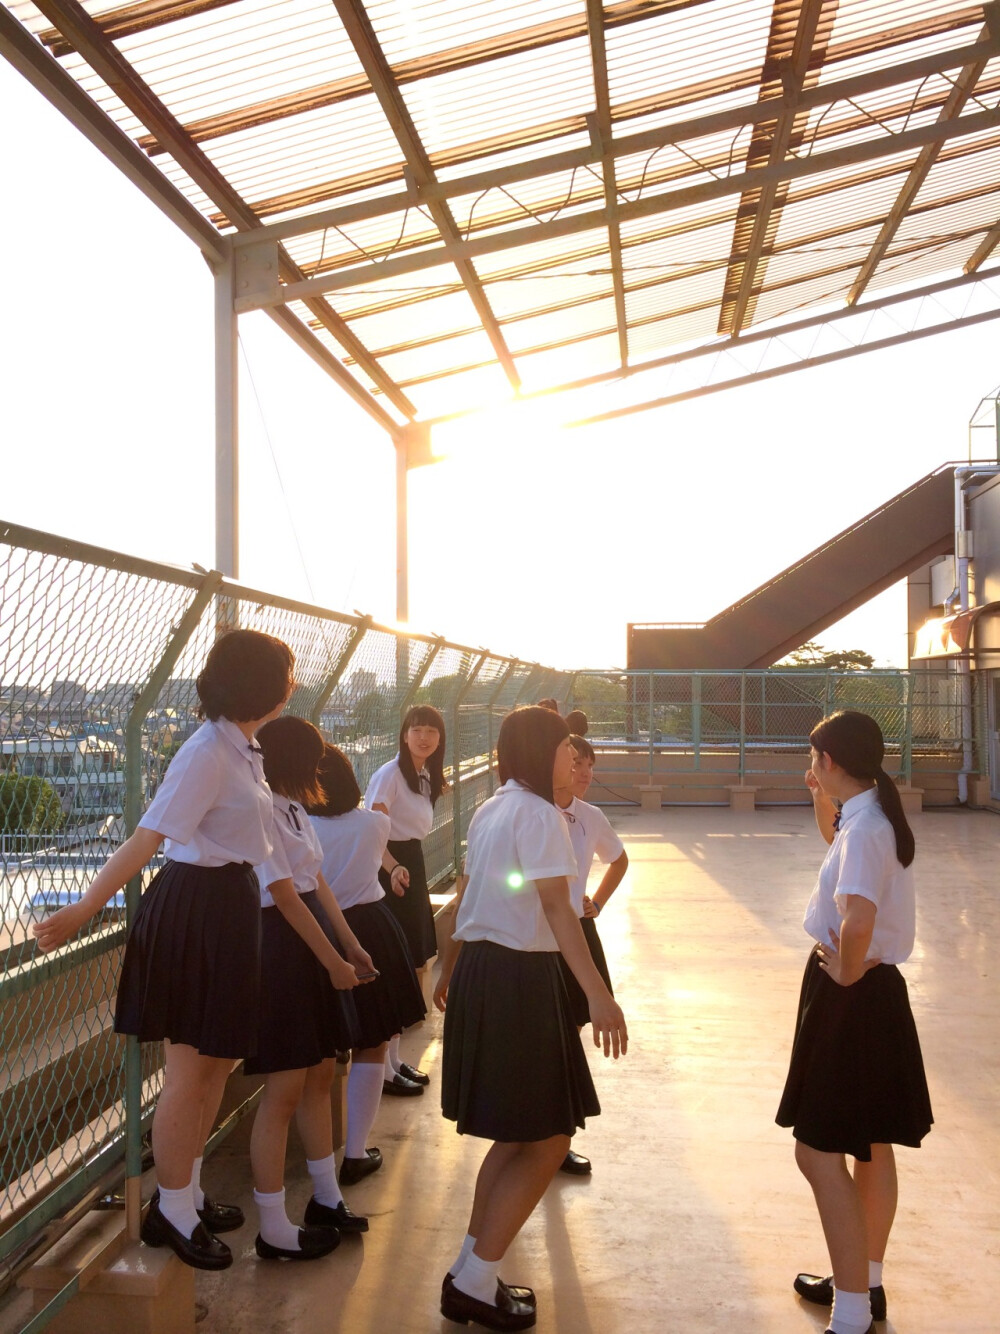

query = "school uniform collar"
[[214, 717, 262, 762], [838, 785, 878, 827], [272, 791, 305, 831]]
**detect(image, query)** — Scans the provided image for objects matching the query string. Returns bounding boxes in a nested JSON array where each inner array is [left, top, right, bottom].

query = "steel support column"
[[214, 248, 239, 577]]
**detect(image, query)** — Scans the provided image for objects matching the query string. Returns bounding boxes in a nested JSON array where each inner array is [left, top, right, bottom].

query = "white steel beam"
[[586, 0, 628, 370]]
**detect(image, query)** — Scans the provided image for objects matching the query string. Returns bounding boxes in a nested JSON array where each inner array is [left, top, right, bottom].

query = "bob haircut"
[[809, 709, 914, 868], [197, 629, 294, 723], [569, 734, 595, 763], [398, 704, 449, 805], [257, 716, 325, 807], [565, 709, 588, 736], [536, 698, 559, 713], [497, 706, 570, 805], [308, 743, 362, 818]]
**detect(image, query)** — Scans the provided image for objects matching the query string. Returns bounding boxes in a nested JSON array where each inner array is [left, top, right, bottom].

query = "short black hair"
[[536, 698, 559, 713], [257, 715, 324, 806], [308, 743, 362, 817], [569, 734, 595, 763], [197, 629, 294, 723], [497, 706, 569, 804], [565, 709, 588, 735]]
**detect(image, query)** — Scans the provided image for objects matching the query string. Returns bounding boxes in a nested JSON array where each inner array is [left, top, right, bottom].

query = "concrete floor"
[[144, 808, 1000, 1330]]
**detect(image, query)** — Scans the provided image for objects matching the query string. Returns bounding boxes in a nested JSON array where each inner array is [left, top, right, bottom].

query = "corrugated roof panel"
[[517, 333, 622, 391], [751, 270, 855, 327], [625, 266, 727, 332], [446, 166, 605, 241], [501, 297, 619, 355], [757, 221, 884, 292], [473, 226, 612, 279], [818, 3, 982, 86], [326, 260, 469, 317], [866, 233, 987, 292], [484, 270, 613, 322], [627, 307, 726, 359], [907, 129, 1000, 209], [341, 289, 485, 352], [374, 329, 504, 385], [402, 364, 513, 417], [367, 0, 582, 66], [433, 130, 593, 183]]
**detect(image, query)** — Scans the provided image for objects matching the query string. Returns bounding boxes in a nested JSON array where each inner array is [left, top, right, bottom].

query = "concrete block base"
[[20, 1209, 194, 1334], [638, 785, 663, 812], [727, 785, 758, 813], [896, 785, 924, 814]]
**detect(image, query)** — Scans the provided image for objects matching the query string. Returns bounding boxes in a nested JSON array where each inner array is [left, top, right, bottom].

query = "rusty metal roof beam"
[[330, 0, 520, 392], [847, 5, 1000, 305], [30, 0, 416, 425], [965, 217, 1000, 272], [720, 0, 837, 338], [585, 0, 628, 370]]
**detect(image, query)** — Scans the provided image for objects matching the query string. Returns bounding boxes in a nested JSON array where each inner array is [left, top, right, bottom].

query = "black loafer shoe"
[[441, 1275, 536, 1330], [254, 1225, 340, 1261], [383, 1072, 424, 1096], [150, 1187, 244, 1235], [141, 1200, 233, 1271], [558, 1150, 592, 1175], [398, 1062, 430, 1085], [304, 1196, 369, 1233], [794, 1273, 886, 1322], [339, 1146, 383, 1186], [444, 1273, 536, 1308]]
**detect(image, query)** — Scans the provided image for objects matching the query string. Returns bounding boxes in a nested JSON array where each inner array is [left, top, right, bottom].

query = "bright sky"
[[3, 60, 999, 671]]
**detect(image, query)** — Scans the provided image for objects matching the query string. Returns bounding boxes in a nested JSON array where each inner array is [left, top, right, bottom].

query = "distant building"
[[0, 733, 128, 820]]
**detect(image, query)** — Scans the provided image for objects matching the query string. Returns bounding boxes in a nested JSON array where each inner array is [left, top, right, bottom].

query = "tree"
[[0, 773, 65, 845], [779, 642, 875, 671]]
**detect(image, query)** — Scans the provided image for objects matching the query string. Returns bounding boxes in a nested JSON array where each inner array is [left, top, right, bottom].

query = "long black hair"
[[809, 710, 914, 868], [497, 706, 570, 805], [398, 704, 448, 805]]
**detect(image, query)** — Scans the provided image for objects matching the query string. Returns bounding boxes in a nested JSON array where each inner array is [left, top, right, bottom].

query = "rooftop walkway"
[[29, 806, 1000, 1333]]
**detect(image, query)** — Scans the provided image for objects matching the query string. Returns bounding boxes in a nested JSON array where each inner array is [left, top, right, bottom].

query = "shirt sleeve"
[[591, 807, 625, 865], [833, 821, 892, 910], [139, 737, 221, 843], [259, 816, 294, 890], [517, 806, 579, 881], [365, 764, 397, 812]]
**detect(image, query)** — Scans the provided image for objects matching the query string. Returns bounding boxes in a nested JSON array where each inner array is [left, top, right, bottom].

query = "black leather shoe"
[[254, 1225, 340, 1261], [383, 1072, 424, 1096], [339, 1146, 383, 1186], [141, 1200, 233, 1271], [444, 1273, 536, 1307], [398, 1062, 430, 1085], [795, 1273, 886, 1322], [558, 1149, 592, 1175], [441, 1275, 536, 1330], [150, 1187, 244, 1235], [304, 1196, 369, 1233]]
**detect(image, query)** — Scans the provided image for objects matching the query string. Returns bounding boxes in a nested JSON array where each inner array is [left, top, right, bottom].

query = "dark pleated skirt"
[[243, 890, 360, 1075], [775, 948, 933, 1161], [114, 859, 261, 1059], [378, 837, 438, 968], [343, 898, 427, 1048], [442, 940, 600, 1142], [558, 915, 614, 1029]]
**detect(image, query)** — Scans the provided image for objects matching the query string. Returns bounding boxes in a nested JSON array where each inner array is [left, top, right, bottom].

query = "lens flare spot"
[[506, 871, 525, 890]]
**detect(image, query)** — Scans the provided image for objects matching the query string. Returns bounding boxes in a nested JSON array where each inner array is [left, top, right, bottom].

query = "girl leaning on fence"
[[33, 628, 294, 1271], [776, 710, 933, 1334]]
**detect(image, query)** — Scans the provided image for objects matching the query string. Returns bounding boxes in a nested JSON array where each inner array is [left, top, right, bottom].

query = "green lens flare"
[[506, 871, 525, 890]]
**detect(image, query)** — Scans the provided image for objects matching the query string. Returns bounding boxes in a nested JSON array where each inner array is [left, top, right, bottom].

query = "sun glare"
[[430, 394, 568, 461]]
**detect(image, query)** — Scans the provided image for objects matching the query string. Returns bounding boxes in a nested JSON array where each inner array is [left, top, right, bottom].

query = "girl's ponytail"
[[874, 767, 915, 868], [810, 710, 915, 868]]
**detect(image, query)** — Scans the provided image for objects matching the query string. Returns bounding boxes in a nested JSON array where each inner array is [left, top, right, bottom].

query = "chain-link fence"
[[0, 520, 570, 1313]]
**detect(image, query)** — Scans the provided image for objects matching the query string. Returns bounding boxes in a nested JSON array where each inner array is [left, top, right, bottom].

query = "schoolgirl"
[[246, 717, 375, 1259], [32, 629, 294, 1270], [365, 704, 447, 1094], [435, 706, 628, 1332], [776, 710, 933, 1334], [553, 733, 628, 1176], [307, 744, 428, 1186]]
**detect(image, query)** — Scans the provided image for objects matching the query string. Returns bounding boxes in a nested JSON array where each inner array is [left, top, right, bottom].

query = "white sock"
[[449, 1232, 477, 1280], [386, 1034, 403, 1075], [346, 1061, 385, 1158], [254, 1188, 300, 1251], [306, 1154, 343, 1209], [453, 1251, 499, 1305], [830, 1287, 872, 1334], [190, 1156, 206, 1211], [869, 1260, 883, 1288], [156, 1181, 200, 1240]]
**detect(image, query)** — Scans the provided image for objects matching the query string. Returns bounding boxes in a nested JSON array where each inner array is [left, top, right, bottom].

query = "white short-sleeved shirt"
[[257, 793, 324, 908], [802, 786, 916, 964], [557, 796, 625, 916], [365, 757, 434, 840], [311, 807, 390, 911], [139, 719, 274, 867], [455, 780, 579, 952]]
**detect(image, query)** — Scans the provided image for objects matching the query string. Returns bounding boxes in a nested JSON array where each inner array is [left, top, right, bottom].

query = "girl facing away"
[[306, 744, 428, 1187], [246, 717, 374, 1260], [365, 703, 448, 1095], [435, 706, 628, 1332], [33, 629, 295, 1270], [776, 710, 933, 1334]]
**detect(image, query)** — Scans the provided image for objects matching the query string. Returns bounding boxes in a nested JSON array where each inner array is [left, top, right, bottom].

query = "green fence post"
[[648, 672, 655, 779], [902, 671, 914, 786], [310, 616, 372, 730], [398, 637, 444, 720], [692, 673, 702, 772], [123, 569, 222, 1240], [451, 653, 489, 875], [739, 672, 747, 783]]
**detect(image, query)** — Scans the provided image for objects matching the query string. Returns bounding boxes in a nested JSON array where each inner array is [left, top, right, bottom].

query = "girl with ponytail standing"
[[776, 711, 933, 1334]]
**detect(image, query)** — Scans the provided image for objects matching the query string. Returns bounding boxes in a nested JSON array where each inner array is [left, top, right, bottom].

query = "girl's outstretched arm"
[[33, 826, 165, 952], [433, 870, 466, 1012]]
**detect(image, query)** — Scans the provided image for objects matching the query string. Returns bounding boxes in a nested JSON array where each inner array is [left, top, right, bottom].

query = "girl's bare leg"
[[250, 1069, 308, 1194], [195, 1058, 234, 1157], [468, 1142, 522, 1239], [853, 1144, 897, 1263], [295, 1060, 336, 1159], [795, 1141, 868, 1294], [153, 1042, 233, 1188], [472, 1135, 570, 1262]]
